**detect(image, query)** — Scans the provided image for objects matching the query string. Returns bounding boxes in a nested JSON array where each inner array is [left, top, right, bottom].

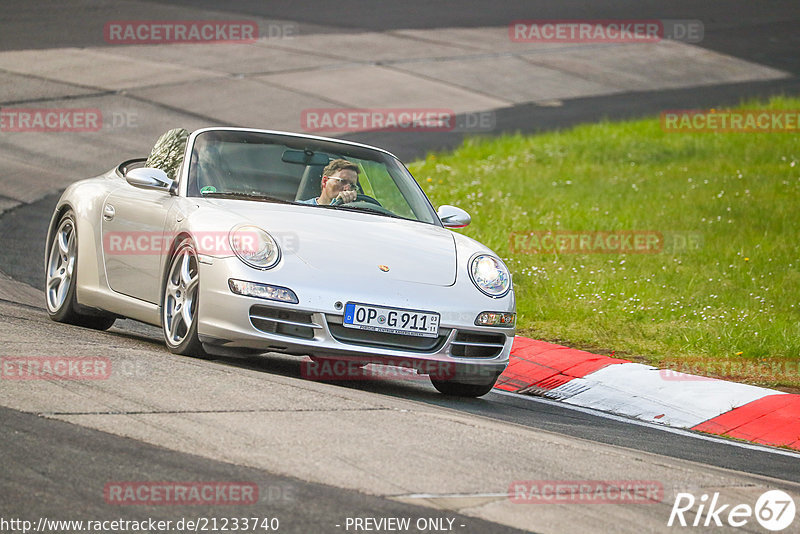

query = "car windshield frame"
[[180, 128, 441, 226]]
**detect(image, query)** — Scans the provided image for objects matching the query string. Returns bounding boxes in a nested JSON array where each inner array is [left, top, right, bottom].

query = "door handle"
[[103, 204, 115, 221]]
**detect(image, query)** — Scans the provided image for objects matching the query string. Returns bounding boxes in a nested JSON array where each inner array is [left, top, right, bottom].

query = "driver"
[[300, 159, 359, 205]]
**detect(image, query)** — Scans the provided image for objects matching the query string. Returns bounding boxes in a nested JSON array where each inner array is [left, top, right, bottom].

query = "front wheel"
[[45, 210, 116, 330], [429, 377, 497, 398], [162, 240, 207, 357]]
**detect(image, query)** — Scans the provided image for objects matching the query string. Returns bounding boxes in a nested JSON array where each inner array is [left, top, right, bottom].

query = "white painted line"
[[491, 390, 800, 459], [398, 492, 509, 499]]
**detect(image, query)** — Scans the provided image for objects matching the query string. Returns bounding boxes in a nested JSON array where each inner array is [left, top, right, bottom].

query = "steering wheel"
[[345, 201, 397, 217], [353, 194, 381, 206], [332, 194, 382, 207]]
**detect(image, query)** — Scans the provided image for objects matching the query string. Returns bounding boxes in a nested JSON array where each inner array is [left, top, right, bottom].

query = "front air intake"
[[249, 305, 319, 339], [450, 331, 506, 358]]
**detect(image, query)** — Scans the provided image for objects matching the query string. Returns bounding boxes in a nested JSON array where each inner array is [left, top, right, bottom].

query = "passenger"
[[300, 159, 359, 205]]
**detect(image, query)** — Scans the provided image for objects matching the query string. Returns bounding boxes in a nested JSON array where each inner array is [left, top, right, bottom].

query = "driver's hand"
[[336, 190, 357, 204]]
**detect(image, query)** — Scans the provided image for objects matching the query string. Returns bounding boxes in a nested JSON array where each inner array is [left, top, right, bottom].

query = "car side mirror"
[[437, 205, 471, 228], [126, 167, 175, 193]]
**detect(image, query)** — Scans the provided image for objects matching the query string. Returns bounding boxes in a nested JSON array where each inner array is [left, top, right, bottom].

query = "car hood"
[[203, 200, 457, 286]]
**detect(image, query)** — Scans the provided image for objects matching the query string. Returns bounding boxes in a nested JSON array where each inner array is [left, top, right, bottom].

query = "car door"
[[102, 183, 175, 304]]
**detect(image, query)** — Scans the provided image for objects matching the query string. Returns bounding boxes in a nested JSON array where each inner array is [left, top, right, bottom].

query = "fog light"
[[475, 312, 516, 327], [229, 279, 298, 304]]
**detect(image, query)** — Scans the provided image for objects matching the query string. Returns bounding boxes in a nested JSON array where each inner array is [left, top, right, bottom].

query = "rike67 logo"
[[668, 490, 796, 531]]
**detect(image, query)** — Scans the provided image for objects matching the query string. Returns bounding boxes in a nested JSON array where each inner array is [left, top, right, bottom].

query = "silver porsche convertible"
[[45, 127, 515, 396]]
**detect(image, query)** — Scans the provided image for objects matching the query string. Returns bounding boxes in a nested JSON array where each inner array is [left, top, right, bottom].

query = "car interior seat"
[[294, 164, 326, 202]]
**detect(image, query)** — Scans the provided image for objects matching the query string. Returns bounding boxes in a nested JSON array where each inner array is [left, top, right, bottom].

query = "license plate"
[[343, 302, 440, 338]]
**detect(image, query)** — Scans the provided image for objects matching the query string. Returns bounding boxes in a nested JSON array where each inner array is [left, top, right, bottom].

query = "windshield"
[[187, 130, 438, 225]]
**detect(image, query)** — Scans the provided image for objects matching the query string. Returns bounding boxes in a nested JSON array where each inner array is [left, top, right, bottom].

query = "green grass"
[[409, 96, 800, 390]]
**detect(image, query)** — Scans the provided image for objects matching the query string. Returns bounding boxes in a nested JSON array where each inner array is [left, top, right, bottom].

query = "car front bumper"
[[196, 256, 514, 383]]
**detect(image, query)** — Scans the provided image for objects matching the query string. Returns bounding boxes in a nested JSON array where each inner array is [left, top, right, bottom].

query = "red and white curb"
[[497, 336, 800, 451]]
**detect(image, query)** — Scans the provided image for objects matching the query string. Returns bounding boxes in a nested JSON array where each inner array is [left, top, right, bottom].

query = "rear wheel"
[[162, 240, 207, 357], [45, 210, 116, 330]]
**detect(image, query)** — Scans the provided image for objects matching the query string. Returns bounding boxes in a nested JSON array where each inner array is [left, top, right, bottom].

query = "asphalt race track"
[[1, 2, 800, 533]]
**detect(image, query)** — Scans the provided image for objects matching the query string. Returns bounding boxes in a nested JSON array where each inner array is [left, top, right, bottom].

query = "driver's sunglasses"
[[326, 176, 358, 190]]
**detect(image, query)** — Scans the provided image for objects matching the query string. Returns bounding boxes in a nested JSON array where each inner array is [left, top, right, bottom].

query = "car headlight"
[[469, 254, 511, 297], [228, 279, 298, 303], [229, 225, 280, 269]]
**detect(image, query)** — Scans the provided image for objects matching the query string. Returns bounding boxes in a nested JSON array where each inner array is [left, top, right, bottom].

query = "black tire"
[[429, 377, 497, 398], [161, 240, 207, 357], [45, 210, 116, 330]]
